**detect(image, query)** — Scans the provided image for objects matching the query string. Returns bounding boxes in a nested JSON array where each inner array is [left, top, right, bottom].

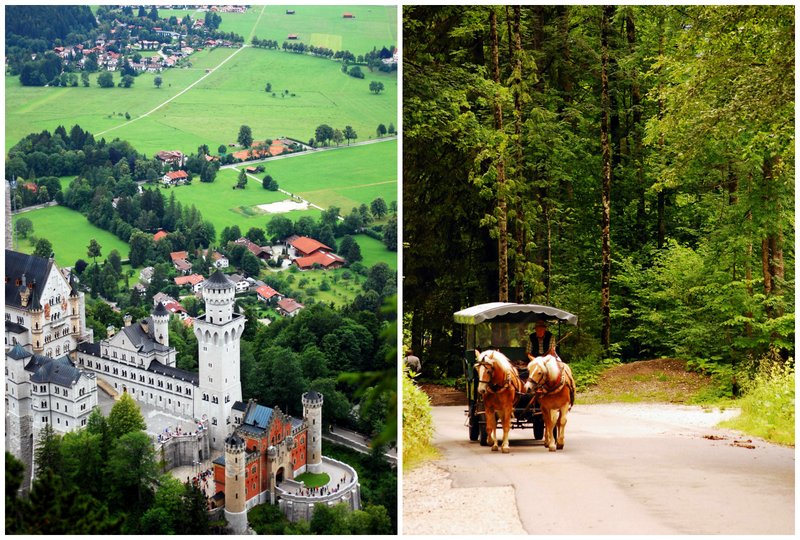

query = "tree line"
[[403, 6, 794, 387]]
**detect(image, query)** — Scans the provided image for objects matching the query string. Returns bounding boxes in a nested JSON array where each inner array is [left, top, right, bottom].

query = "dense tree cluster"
[[404, 6, 794, 384], [6, 395, 210, 534]]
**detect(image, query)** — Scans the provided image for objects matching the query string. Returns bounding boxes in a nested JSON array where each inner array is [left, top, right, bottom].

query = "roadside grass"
[[7, 47, 396, 156], [719, 356, 795, 446], [294, 471, 330, 488], [11, 205, 131, 268], [403, 370, 439, 471]]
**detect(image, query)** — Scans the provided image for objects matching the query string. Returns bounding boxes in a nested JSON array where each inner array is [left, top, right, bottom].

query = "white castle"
[[5, 250, 360, 529]]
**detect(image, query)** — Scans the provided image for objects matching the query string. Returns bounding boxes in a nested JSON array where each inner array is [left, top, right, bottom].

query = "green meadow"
[[11, 205, 132, 268], [6, 7, 397, 155], [167, 140, 396, 236]]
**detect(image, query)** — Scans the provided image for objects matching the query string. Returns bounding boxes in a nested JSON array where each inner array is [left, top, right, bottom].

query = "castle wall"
[[275, 456, 361, 522], [157, 429, 211, 471]]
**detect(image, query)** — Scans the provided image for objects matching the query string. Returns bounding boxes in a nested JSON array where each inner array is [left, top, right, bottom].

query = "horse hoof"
[[491, 445, 499, 452], [548, 445, 556, 452], [501, 447, 510, 454], [557, 444, 564, 450]]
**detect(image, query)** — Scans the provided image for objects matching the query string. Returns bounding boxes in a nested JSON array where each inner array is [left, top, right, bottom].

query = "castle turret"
[[302, 391, 324, 473], [194, 270, 244, 449], [27, 279, 45, 355], [224, 432, 248, 534], [151, 301, 170, 348]]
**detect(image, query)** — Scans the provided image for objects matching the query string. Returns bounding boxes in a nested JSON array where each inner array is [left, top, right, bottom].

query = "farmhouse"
[[153, 230, 168, 242], [156, 150, 185, 166], [162, 170, 188, 186], [227, 274, 252, 294], [293, 251, 345, 271], [286, 236, 331, 258]]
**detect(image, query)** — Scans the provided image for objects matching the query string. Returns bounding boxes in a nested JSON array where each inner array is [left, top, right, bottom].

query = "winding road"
[[404, 404, 794, 535]]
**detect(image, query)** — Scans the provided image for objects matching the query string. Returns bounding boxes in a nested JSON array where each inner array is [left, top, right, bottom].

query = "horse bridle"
[[475, 358, 514, 394], [527, 356, 565, 394]]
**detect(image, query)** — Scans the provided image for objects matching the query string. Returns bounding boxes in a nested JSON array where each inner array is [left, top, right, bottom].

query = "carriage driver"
[[529, 319, 557, 358]]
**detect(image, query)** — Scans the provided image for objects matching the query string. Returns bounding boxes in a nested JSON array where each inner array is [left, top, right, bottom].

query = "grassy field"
[[11, 205, 132, 268], [166, 140, 396, 237], [6, 9, 397, 155]]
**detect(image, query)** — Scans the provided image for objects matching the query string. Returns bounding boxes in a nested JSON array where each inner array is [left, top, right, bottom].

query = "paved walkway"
[[168, 453, 222, 497]]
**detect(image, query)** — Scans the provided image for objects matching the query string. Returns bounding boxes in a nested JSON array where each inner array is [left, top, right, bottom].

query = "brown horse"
[[525, 354, 575, 452], [474, 349, 524, 453]]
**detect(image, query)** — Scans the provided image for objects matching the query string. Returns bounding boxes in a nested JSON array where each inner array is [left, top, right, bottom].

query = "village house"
[[233, 237, 272, 262], [139, 266, 155, 284], [227, 274, 251, 294], [277, 298, 304, 318], [255, 285, 283, 305], [156, 150, 186, 167], [285, 235, 346, 270], [153, 230, 168, 242], [170, 251, 192, 275], [174, 274, 204, 294], [162, 170, 188, 186]]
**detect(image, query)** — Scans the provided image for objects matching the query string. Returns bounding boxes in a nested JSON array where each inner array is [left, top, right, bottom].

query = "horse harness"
[[475, 360, 519, 394], [529, 356, 569, 396]]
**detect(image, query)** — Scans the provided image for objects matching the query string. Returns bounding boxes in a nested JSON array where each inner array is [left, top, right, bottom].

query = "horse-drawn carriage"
[[454, 302, 578, 448]]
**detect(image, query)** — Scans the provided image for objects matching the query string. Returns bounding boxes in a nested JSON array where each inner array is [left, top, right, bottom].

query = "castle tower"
[[6, 344, 34, 490], [194, 270, 244, 449], [151, 302, 170, 348], [224, 432, 248, 534], [302, 391, 324, 473], [68, 273, 83, 346], [27, 279, 45, 355]]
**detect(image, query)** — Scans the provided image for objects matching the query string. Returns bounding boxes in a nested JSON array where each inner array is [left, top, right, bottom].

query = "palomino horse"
[[525, 354, 575, 452], [474, 349, 524, 453]]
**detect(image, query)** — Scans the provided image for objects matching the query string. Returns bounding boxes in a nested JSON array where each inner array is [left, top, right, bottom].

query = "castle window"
[[122, 370, 127, 378], [42, 417, 47, 423], [57, 418, 60, 424], [113, 351, 117, 358], [227, 418, 230, 425], [167, 383, 172, 391], [41, 400, 47, 408], [64, 405, 67, 412], [113, 368, 118, 375], [54, 387, 60, 395], [122, 354, 126, 361], [225, 395, 230, 403], [104, 365, 109, 373], [131, 372, 135, 380], [212, 418, 217, 426], [158, 381, 163, 388], [81, 419, 86, 426], [148, 378, 154, 385], [63, 390, 68, 397], [17, 316, 23, 324], [168, 399, 171, 405], [186, 388, 191, 395]]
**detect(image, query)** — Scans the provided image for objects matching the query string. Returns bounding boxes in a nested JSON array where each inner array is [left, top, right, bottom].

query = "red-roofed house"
[[163, 300, 188, 319], [293, 251, 346, 270], [277, 298, 304, 317], [156, 150, 185, 166], [174, 274, 205, 293], [233, 237, 272, 261], [287, 236, 331, 257], [162, 170, 189, 185], [170, 251, 192, 275], [256, 285, 283, 304], [153, 229, 168, 242]]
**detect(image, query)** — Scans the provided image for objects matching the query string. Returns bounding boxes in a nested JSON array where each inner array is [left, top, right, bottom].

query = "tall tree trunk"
[[656, 15, 666, 248], [490, 9, 509, 302], [600, 6, 614, 350], [626, 10, 646, 246], [512, 6, 526, 303], [761, 155, 784, 316]]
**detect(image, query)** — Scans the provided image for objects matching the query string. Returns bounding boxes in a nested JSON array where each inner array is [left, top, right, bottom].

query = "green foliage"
[[107, 392, 147, 439], [721, 351, 795, 445], [402, 368, 437, 469]]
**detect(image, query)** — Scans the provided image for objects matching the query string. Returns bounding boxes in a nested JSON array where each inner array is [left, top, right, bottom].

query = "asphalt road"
[[420, 404, 794, 535]]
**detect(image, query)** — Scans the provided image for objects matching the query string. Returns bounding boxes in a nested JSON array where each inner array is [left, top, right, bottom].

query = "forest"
[[403, 6, 794, 392]]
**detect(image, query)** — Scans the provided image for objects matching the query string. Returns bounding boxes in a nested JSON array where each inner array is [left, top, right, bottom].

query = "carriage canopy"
[[453, 302, 578, 326]]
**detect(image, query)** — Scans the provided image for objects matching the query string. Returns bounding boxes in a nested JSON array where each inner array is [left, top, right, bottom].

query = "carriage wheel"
[[479, 422, 488, 446], [469, 411, 480, 442], [533, 415, 545, 440]]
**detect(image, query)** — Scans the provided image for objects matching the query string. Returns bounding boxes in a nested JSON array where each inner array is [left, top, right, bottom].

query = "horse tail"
[[564, 364, 576, 409]]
